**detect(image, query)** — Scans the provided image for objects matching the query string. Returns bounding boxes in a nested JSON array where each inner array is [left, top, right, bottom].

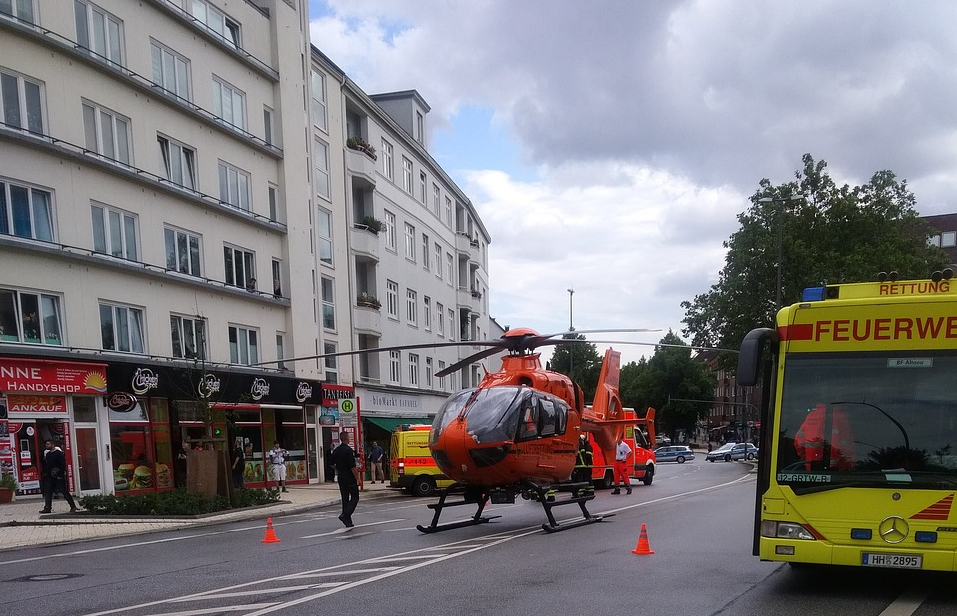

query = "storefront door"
[[307, 425, 321, 483], [74, 426, 103, 495]]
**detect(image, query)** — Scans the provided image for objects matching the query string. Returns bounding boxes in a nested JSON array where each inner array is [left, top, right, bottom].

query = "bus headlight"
[[762, 521, 815, 540]]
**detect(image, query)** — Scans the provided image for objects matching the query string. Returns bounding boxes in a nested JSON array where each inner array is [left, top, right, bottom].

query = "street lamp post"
[[567, 288, 574, 331], [758, 195, 803, 309]]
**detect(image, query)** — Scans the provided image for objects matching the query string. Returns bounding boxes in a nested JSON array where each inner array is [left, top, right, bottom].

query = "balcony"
[[454, 232, 481, 262], [456, 286, 482, 312], [346, 148, 377, 185], [349, 226, 380, 261], [352, 303, 381, 335]]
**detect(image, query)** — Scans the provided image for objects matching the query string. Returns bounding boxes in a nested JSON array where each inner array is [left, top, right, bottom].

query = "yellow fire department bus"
[[738, 275, 957, 571]]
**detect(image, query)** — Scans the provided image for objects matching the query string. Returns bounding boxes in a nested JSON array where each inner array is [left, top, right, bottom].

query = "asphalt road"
[[1, 461, 954, 616]]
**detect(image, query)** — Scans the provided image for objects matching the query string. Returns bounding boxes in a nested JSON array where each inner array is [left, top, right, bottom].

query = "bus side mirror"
[[737, 328, 778, 386]]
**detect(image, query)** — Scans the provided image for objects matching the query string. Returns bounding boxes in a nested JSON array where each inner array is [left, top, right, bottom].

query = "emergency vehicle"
[[389, 424, 454, 497], [586, 407, 656, 488], [738, 274, 957, 571]]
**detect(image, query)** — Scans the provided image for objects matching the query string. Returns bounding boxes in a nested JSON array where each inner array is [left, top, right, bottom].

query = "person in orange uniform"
[[611, 435, 633, 495], [794, 403, 855, 471]]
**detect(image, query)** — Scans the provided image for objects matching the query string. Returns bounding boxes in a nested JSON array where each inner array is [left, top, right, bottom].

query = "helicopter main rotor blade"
[[434, 346, 505, 378], [541, 328, 661, 339], [577, 340, 741, 353], [250, 339, 502, 367]]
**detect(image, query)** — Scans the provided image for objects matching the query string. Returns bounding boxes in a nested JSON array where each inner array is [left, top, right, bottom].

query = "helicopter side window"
[[518, 401, 540, 440], [539, 398, 557, 436]]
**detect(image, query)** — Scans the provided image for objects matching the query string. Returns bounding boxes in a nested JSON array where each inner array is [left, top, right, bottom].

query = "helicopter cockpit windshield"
[[430, 386, 569, 447]]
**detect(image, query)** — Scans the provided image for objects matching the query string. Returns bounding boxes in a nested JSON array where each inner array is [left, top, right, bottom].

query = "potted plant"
[[346, 136, 377, 159], [357, 215, 384, 235], [356, 293, 381, 309], [0, 473, 17, 504]]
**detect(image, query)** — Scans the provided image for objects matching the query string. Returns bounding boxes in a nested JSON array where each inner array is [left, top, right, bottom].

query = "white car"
[[706, 442, 758, 462]]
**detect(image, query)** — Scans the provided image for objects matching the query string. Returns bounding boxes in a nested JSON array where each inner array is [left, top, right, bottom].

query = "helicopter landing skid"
[[525, 481, 614, 533], [416, 485, 501, 534]]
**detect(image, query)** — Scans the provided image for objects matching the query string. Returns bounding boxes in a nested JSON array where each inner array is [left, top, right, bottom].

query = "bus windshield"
[[777, 351, 957, 491]]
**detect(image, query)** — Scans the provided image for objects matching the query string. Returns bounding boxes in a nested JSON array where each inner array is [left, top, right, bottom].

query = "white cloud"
[[308, 0, 957, 362]]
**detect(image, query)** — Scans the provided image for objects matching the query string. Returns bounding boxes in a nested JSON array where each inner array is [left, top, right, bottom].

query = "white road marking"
[[300, 518, 401, 538]]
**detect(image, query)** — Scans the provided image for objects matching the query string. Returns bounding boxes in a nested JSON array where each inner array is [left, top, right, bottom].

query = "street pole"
[[758, 195, 803, 310], [567, 288, 574, 379]]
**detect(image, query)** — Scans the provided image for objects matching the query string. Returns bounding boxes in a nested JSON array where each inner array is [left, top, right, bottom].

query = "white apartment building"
[[0, 0, 492, 494], [0, 0, 335, 495]]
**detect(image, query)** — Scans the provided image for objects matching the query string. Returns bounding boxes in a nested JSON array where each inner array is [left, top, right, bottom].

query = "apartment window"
[[164, 226, 201, 276], [263, 106, 274, 145], [418, 171, 427, 204], [170, 314, 205, 360], [74, 1, 124, 65], [228, 325, 259, 365], [212, 77, 245, 130], [406, 289, 417, 325], [402, 157, 413, 194], [82, 101, 131, 165], [446, 253, 454, 286], [389, 351, 400, 384], [423, 296, 431, 331], [271, 260, 282, 298], [217, 161, 250, 211], [310, 72, 327, 131], [432, 183, 441, 217], [91, 202, 138, 260], [409, 353, 419, 387], [943, 231, 957, 248], [314, 139, 330, 200], [448, 308, 455, 341], [321, 277, 335, 330], [437, 360, 446, 390], [404, 223, 415, 261], [0, 67, 44, 134], [421, 234, 431, 270], [0, 0, 34, 22], [415, 111, 424, 144], [157, 135, 196, 189], [99, 302, 145, 353], [386, 280, 398, 319], [275, 333, 286, 370], [0, 288, 62, 345], [382, 139, 394, 181], [223, 245, 254, 289], [317, 208, 333, 265], [384, 210, 396, 251], [149, 41, 189, 100], [268, 184, 279, 220], [425, 357, 433, 388], [0, 179, 53, 241], [188, 0, 240, 47], [436, 302, 444, 337], [434, 243, 443, 278], [444, 197, 453, 228], [324, 341, 337, 382]]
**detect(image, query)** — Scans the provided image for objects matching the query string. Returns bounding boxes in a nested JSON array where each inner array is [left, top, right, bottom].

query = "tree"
[[547, 333, 603, 402], [619, 331, 715, 440], [681, 154, 948, 360]]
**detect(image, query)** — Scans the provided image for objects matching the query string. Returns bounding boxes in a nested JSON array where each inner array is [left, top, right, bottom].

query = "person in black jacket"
[[39, 439, 77, 514], [331, 432, 360, 527]]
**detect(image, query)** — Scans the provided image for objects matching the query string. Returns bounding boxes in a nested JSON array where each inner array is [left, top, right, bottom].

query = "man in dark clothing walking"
[[331, 432, 360, 527], [39, 439, 77, 514]]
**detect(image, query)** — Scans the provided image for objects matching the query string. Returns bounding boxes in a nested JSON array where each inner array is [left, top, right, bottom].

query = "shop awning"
[[365, 416, 432, 432]]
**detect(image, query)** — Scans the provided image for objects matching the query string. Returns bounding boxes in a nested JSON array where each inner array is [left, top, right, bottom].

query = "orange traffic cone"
[[631, 523, 654, 555], [261, 518, 281, 544]]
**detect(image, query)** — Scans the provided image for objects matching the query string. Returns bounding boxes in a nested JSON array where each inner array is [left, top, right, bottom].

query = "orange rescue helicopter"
[[421, 327, 658, 533], [258, 327, 657, 533]]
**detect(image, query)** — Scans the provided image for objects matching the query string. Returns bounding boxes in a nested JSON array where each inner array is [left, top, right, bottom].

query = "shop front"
[[0, 357, 108, 498], [311, 384, 357, 483]]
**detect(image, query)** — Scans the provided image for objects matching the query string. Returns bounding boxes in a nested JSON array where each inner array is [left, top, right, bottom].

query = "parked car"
[[706, 442, 758, 462], [654, 435, 671, 446], [654, 445, 695, 464]]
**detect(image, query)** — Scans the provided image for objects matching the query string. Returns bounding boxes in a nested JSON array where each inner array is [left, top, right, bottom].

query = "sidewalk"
[[0, 480, 393, 552]]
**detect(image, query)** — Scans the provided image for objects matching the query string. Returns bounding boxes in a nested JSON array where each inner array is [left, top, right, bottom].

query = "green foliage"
[[681, 154, 948, 363], [547, 334, 603, 401], [619, 331, 715, 439], [0, 473, 17, 490], [78, 488, 279, 516]]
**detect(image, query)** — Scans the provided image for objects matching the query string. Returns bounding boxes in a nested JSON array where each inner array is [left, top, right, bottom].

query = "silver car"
[[706, 442, 758, 462]]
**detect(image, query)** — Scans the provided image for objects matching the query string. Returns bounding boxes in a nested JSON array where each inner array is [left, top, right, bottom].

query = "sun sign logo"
[[84, 371, 107, 393]]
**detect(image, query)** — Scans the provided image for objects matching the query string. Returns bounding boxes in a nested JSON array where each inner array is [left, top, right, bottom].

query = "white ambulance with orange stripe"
[[389, 424, 454, 497]]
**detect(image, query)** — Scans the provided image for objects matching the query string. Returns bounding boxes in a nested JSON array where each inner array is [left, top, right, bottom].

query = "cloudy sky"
[[308, 1, 957, 364]]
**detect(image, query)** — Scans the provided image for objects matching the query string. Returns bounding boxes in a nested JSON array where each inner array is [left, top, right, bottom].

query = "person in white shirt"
[[611, 435, 632, 495], [267, 441, 289, 493]]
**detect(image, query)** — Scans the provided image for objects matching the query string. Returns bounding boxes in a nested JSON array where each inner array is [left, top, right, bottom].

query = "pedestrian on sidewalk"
[[367, 441, 385, 483], [39, 439, 77, 514], [267, 441, 289, 492], [331, 432, 360, 527], [231, 437, 245, 489]]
